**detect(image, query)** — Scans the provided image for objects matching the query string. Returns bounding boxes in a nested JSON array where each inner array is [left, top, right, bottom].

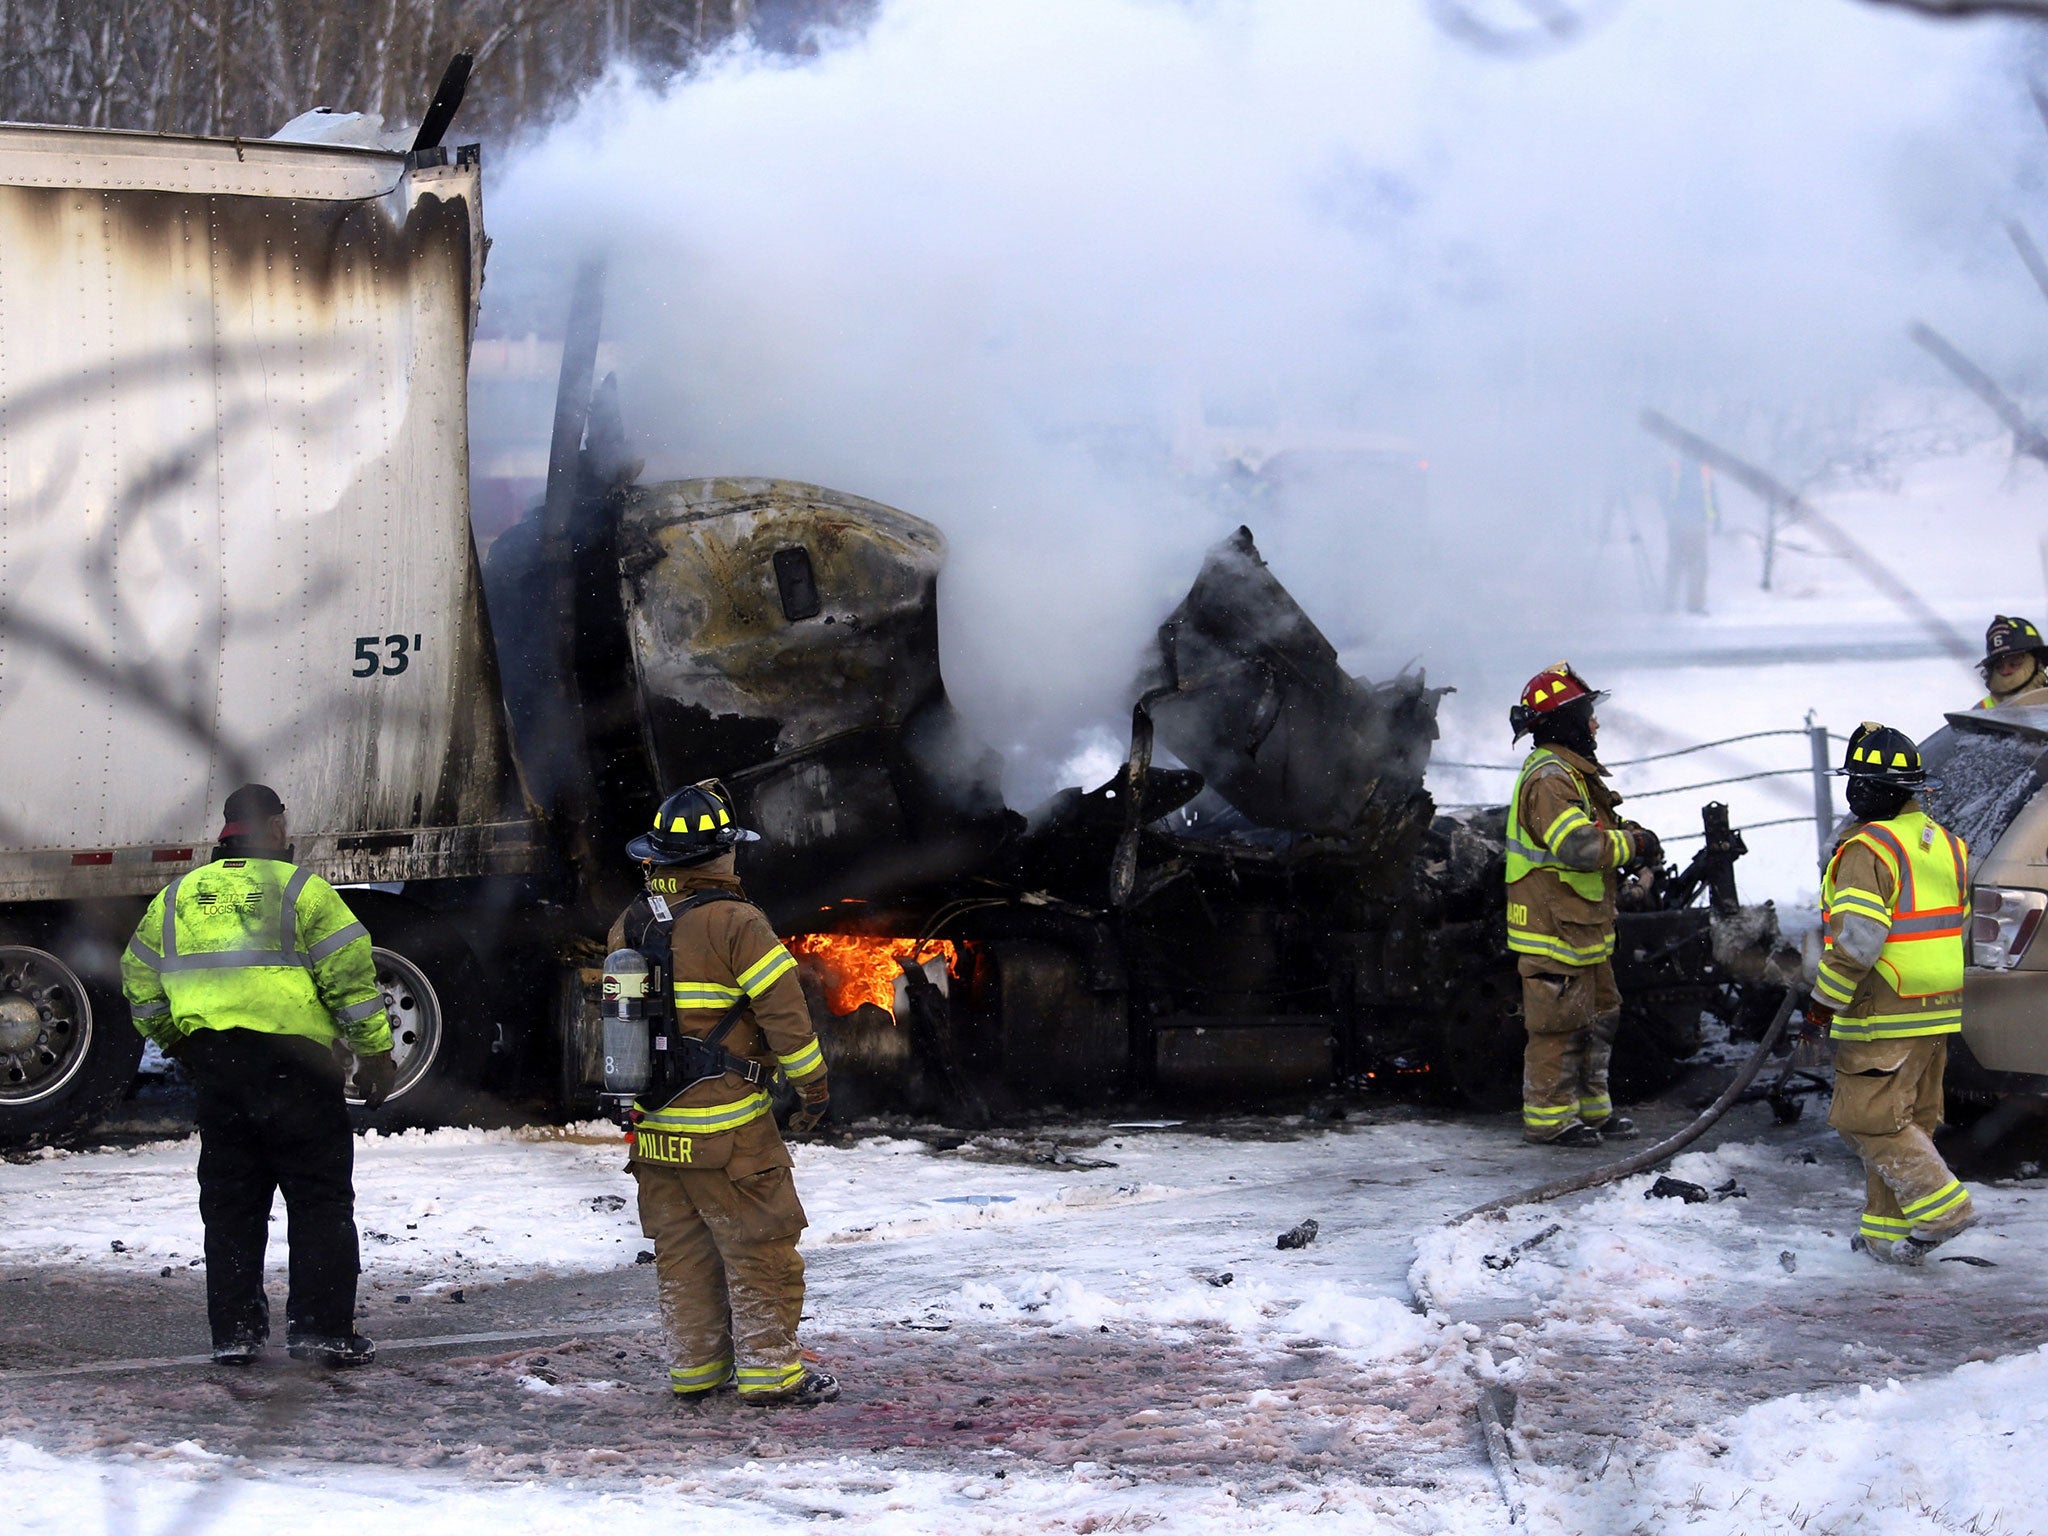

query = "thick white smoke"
[[484, 0, 2036, 804]]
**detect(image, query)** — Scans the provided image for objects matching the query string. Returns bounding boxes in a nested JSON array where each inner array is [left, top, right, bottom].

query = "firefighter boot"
[[746, 1368, 841, 1407], [1547, 1124, 1604, 1149], [1585, 1115, 1637, 1139], [211, 1336, 264, 1366]]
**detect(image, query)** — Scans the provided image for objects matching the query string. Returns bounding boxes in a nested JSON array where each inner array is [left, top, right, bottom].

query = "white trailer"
[[0, 123, 541, 1139]]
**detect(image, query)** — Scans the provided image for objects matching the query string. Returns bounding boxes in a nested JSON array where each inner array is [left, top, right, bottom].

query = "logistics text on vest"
[[635, 1130, 695, 1165]]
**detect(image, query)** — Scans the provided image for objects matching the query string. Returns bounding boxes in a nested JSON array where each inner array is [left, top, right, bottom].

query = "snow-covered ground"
[[5, 1104, 2047, 1534]]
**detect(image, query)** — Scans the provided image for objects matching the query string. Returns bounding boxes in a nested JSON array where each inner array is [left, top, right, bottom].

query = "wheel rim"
[[0, 946, 95, 1107], [346, 948, 443, 1106]]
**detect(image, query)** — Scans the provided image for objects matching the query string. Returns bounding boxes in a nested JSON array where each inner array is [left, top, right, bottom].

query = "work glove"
[[353, 1050, 397, 1111], [1626, 823, 1664, 869], [1799, 1002, 1834, 1041], [788, 1077, 831, 1137]]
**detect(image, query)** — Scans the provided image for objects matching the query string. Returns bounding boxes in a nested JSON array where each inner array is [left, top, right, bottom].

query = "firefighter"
[[1806, 725, 1975, 1264], [120, 784, 394, 1366], [613, 780, 838, 1406], [1973, 614, 2048, 709], [1505, 663, 1661, 1147]]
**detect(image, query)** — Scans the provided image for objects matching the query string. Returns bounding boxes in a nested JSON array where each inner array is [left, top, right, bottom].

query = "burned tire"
[[1433, 966, 1526, 1112], [343, 903, 494, 1131], [1609, 996, 1705, 1102], [0, 943, 141, 1146]]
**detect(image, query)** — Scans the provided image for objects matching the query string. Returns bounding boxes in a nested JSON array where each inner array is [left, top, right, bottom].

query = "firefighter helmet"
[[1983, 614, 2047, 672], [1833, 723, 1930, 787], [625, 780, 760, 865], [1510, 661, 1606, 740]]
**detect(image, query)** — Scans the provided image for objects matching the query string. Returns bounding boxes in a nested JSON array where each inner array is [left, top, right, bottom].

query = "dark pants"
[[183, 1030, 360, 1346]]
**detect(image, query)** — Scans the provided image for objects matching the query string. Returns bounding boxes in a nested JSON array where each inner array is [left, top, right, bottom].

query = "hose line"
[[1446, 987, 1800, 1226]]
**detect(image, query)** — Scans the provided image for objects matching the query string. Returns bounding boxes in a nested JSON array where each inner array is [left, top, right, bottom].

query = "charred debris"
[[483, 366, 1792, 1121]]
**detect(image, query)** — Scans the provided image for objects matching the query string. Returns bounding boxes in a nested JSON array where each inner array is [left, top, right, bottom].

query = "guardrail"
[[1434, 716, 1843, 864]]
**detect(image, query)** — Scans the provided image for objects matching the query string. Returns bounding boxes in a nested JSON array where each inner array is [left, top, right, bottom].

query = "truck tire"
[[1608, 996, 1704, 1102], [0, 942, 142, 1146], [343, 904, 494, 1131], [1433, 966, 1526, 1112]]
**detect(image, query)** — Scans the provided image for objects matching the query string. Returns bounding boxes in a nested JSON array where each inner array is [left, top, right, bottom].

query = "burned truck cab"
[[613, 478, 1014, 914]]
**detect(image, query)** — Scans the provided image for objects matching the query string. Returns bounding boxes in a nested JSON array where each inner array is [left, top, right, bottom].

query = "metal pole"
[[1807, 711, 1834, 868], [1761, 494, 1777, 592]]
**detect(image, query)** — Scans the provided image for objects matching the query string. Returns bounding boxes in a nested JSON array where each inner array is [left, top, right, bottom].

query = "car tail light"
[[1971, 887, 2048, 970]]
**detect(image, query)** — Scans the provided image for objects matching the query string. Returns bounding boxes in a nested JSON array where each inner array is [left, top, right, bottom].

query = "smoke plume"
[[484, 0, 2037, 803]]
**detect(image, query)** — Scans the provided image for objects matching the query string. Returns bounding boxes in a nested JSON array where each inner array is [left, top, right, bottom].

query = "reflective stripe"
[[1507, 929, 1615, 966], [1606, 829, 1630, 865], [128, 999, 170, 1019], [1578, 1095, 1612, 1118], [736, 1358, 806, 1396], [1903, 1180, 1970, 1223], [154, 948, 302, 973], [1860, 1213, 1912, 1238], [1814, 964, 1860, 1007], [674, 982, 745, 1009], [1830, 1008, 1962, 1040], [160, 873, 189, 960], [1544, 806, 1593, 845], [737, 945, 797, 997], [1827, 890, 1892, 924], [633, 1091, 773, 1135], [126, 935, 164, 972], [334, 996, 387, 1025], [306, 921, 369, 964], [1522, 1102, 1579, 1125], [669, 1357, 733, 1394], [279, 866, 312, 962], [1889, 911, 1965, 938], [777, 1038, 825, 1077]]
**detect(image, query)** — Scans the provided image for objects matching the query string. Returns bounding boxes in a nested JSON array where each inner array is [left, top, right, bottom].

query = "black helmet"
[[1985, 614, 2044, 665], [1833, 723, 1931, 788], [625, 780, 760, 865]]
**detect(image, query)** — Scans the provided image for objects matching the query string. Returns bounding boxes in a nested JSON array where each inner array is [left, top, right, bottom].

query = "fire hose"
[[1446, 986, 1800, 1226], [1416, 986, 1800, 1525]]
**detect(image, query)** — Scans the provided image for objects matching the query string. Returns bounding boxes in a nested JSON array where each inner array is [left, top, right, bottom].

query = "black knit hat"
[[220, 783, 285, 838]]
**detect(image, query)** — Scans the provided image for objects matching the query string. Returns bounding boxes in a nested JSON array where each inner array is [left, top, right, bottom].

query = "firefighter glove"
[[1801, 1002, 1834, 1040], [788, 1077, 831, 1137], [355, 1050, 397, 1111], [1627, 824, 1664, 869]]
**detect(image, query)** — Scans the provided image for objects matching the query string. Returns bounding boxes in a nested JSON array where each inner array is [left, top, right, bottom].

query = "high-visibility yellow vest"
[[1819, 812, 1967, 1039], [1504, 748, 1628, 966]]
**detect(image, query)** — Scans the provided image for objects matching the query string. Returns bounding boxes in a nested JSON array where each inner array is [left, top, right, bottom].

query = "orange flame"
[[785, 933, 962, 1017]]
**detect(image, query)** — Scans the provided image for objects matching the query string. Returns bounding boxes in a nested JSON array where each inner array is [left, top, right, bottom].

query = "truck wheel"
[[0, 944, 142, 1146], [344, 907, 493, 1131], [1434, 967, 1525, 1112], [1609, 997, 1703, 1102]]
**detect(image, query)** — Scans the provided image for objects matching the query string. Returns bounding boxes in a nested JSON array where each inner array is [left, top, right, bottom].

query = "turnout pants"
[[182, 1029, 361, 1347], [1520, 958, 1622, 1142], [1828, 1035, 1974, 1249], [631, 1119, 809, 1399]]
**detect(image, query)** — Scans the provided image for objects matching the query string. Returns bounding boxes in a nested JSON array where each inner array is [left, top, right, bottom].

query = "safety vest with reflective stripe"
[[1819, 812, 1967, 1040], [120, 858, 392, 1053], [1504, 748, 1626, 966]]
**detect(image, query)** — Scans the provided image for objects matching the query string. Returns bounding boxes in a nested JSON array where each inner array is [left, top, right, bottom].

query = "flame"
[[785, 933, 962, 1017]]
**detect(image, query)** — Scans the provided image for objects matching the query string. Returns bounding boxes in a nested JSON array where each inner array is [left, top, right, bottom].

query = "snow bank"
[[1534, 1343, 2048, 1534]]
